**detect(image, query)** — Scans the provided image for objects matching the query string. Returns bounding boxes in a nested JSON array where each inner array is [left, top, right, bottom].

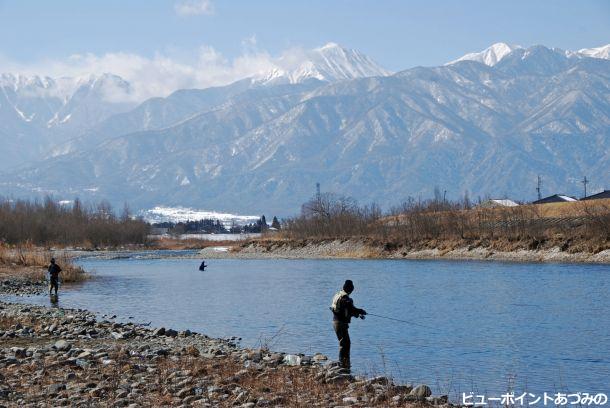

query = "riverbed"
[[6, 256, 609, 401]]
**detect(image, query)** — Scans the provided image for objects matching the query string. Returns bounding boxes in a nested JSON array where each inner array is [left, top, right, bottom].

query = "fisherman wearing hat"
[[330, 279, 367, 370]]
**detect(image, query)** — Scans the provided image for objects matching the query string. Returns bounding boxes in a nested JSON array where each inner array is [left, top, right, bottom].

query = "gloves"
[[359, 309, 367, 319]]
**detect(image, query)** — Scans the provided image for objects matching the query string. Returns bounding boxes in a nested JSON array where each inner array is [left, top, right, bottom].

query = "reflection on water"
[[6, 256, 609, 400]]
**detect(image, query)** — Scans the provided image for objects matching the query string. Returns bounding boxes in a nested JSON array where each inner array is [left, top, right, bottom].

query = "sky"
[[0, 0, 609, 98]]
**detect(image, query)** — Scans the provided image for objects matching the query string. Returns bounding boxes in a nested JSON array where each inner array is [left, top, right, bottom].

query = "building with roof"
[[532, 194, 578, 204], [581, 190, 610, 201], [479, 199, 519, 208]]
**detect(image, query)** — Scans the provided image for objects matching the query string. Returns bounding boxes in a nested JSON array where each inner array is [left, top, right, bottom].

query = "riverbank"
[[198, 238, 610, 263], [1, 283, 447, 407], [0, 247, 89, 289]]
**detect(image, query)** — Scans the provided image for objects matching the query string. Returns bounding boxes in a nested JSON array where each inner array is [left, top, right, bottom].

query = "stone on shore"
[[410, 384, 432, 399]]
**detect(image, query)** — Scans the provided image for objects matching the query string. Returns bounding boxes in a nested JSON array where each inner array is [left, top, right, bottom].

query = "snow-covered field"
[[140, 206, 261, 228]]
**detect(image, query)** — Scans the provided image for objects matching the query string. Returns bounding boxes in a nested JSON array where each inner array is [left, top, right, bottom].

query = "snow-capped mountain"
[[449, 42, 610, 67], [0, 44, 388, 170], [0, 73, 134, 128], [0, 73, 136, 170], [576, 44, 610, 60], [256, 43, 391, 84], [447, 42, 523, 66], [3, 44, 608, 215]]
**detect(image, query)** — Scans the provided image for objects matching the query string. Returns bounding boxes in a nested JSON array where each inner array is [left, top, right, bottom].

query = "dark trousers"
[[333, 321, 351, 369], [49, 277, 58, 294]]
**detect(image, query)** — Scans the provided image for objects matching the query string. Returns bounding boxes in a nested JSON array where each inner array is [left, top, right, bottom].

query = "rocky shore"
[[0, 279, 450, 407], [198, 239, 610, 264]]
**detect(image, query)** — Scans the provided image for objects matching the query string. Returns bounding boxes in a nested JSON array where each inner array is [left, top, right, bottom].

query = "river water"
[[7, 256, 609, 401]]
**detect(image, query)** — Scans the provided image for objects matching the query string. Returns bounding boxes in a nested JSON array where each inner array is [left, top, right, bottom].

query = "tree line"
[[282, 192, 610, 244], [0, 197, 149, 247]]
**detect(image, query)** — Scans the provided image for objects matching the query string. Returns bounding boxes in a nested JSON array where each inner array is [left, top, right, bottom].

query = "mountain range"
[[0, 42, 608, 216]]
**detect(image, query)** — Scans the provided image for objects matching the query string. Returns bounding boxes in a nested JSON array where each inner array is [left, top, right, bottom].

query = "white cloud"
[[174, 0, 214, 16], [0, 43, 311, 103]]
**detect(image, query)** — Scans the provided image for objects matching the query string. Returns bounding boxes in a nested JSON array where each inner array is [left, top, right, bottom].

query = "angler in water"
[[330, 279, 367, 370], [48, 257, 62, 296], [199, 260, 207, 271]]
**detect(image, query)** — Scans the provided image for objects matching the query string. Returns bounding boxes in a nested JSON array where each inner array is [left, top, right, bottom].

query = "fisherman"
[[199, 260, 207, 271], [48, 258, 62, 296], [330, 279, 366, 370]]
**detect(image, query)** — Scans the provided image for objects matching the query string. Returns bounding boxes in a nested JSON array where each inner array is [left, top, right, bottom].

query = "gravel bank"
[[198, 239, 610, 264]]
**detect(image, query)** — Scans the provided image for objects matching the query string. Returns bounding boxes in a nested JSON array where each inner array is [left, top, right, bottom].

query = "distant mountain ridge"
[[0, 43, 389, 171], [0, 73, 136, 170], [1, 43, 609, 215], [448, 42, 610, 66]]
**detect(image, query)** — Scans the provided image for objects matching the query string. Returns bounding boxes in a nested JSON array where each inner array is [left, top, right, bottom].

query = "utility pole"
[[582, 176, 589, 199], [316, 182, 321, 203], [536, 175, 542, 200], [443, 190, 447, 203]]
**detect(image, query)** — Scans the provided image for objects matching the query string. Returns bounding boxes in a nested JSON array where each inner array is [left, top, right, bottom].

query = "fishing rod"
[[366, 312, 440, 332]]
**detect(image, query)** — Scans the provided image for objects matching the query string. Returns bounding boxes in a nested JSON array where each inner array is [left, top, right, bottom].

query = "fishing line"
[[366, 312, 441, 332]]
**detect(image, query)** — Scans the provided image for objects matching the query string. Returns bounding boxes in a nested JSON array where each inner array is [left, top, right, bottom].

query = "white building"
[[479, 199, 519, 208]]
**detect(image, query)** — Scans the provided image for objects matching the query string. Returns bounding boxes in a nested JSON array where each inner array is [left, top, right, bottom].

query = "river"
[[8, 255, 609, 401]]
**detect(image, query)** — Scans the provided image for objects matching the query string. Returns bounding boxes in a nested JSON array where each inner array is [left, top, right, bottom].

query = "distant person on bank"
[[330, 279, 367, 370], [48, 258, 62, 296]]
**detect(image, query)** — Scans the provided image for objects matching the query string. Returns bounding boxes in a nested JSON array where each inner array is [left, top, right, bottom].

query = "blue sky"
[[1, 0, 608, 98], [1, 0, 609, 69]]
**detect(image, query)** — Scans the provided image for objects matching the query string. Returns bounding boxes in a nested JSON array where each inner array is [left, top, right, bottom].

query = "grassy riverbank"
[[0, 246, 89, 295]]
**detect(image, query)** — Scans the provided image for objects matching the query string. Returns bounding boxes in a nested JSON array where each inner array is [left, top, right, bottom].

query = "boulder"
[[409, 384, 432, 400], [48, 383, 66, 394], [152, 327, 165, 336], [312, 353, 328, 362], [10, 347, 26, 359], [54, 340, 71, 351], [283, 354, 301, 366]]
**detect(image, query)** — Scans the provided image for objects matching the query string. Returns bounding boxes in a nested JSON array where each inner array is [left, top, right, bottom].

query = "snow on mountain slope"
[[576, 44, 610, 60], [257, 43, 391, 84], [448, 43, 610, 67], [447, 43, 523, 66], [0, 73, 136, 170], [0, 44, 387, 171]]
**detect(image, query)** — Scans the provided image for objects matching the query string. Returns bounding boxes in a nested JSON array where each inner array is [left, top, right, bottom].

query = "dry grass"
[[0, 244, 88, 283], [533, 198, 610, 218], [385, 199, 610, 225]]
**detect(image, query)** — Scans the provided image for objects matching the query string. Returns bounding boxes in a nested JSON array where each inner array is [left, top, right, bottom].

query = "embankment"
[[199, 237, 610, 263]]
